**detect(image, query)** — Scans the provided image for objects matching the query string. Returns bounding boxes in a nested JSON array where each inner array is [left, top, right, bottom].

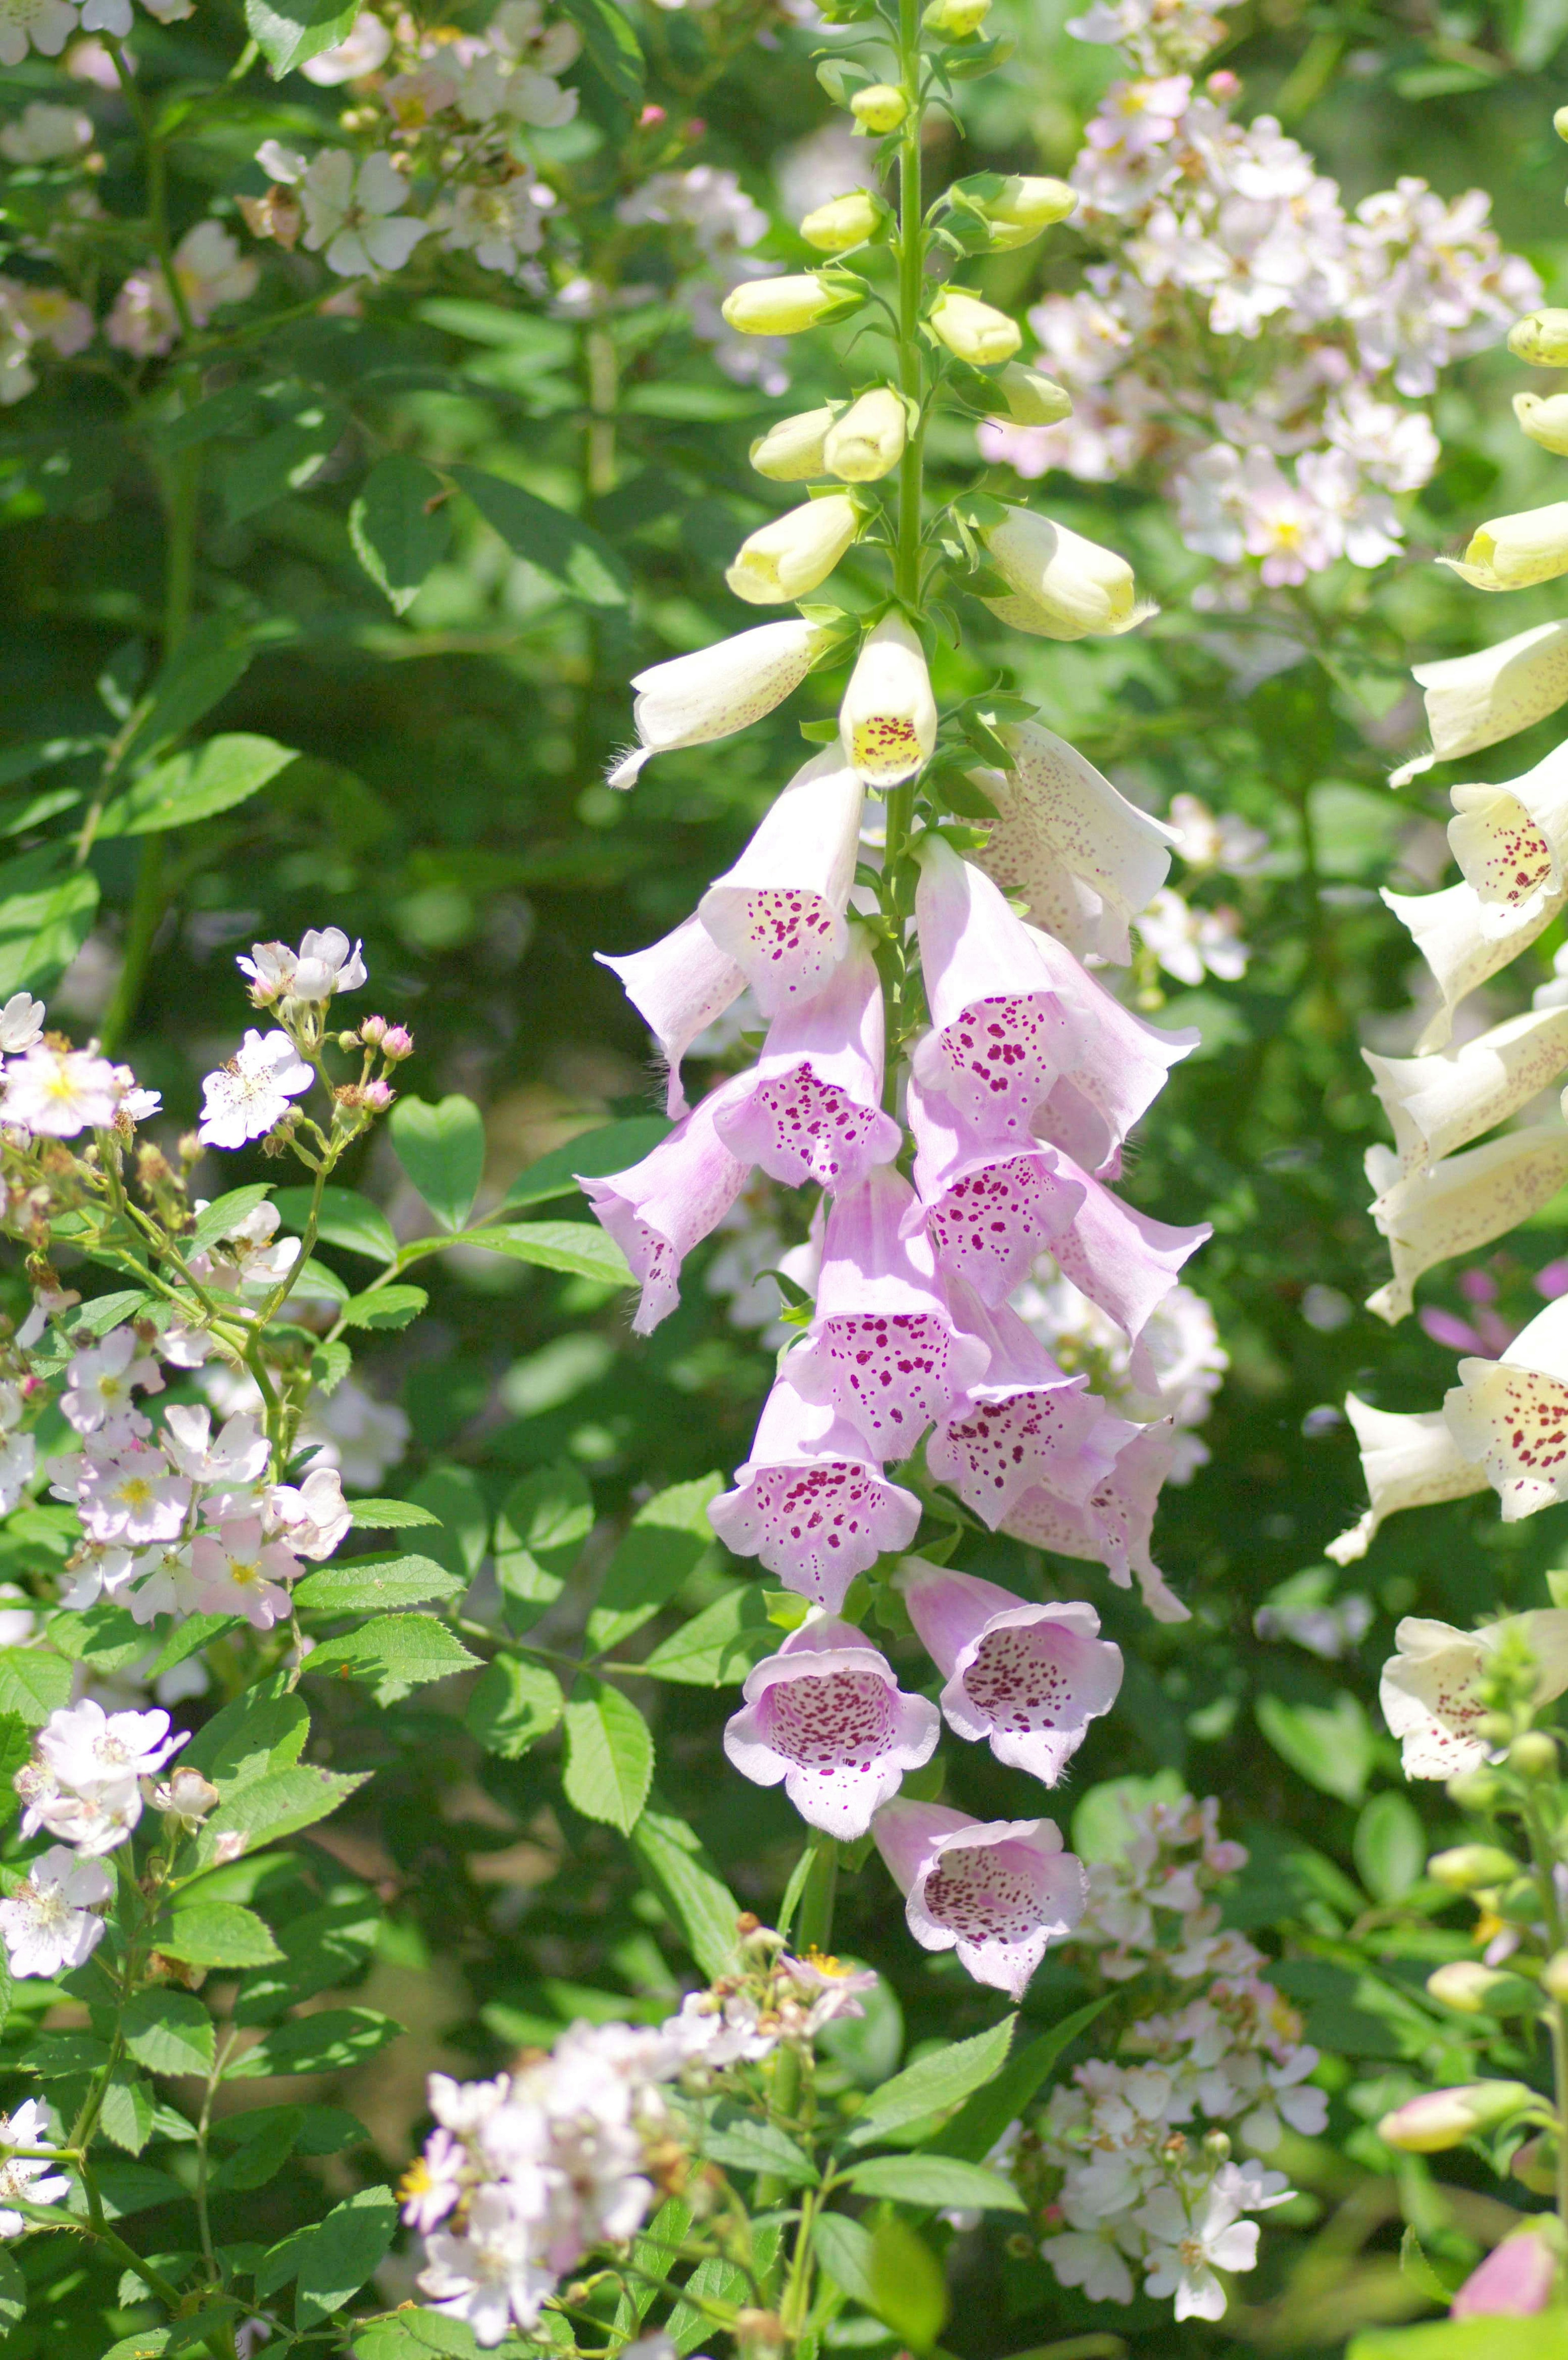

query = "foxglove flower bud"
[[799, 190, 889, 253], [1378, 2083, 1537, 2152], [974, 176, 1077, 249], [991, 361, 1073, 427], [980, 508, 1153, 641], [1425, 1962, 1535, 2014], [1508, 309, 1568, 366], [1515, 391, 1568, 456], [823, 388, 909, 482], [924, 0, 991, 31], [1443, 501, 1568, 591], [851, 83, 907, 133], [726, 494, 860, 604], [928, 286, 1021, 365], [837, 613, 937, 785], [1451, 2230, 1557, 2319], [722, 274, 852, 337], [751, 407, 834, 482]]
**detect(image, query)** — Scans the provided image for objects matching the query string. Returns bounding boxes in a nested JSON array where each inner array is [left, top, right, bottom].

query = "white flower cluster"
[[618, 166, 786, 394], [1067, 0, 1241, 74], [407, 1952, 873, 2347], [980, 47, 1537, 595], [0, 993, 159, 1138], [1033, 1794, 1319, 2320], [1013, 1270, 1226, 1483], [0, 0, 188, 72], [0, 276, 91, 405]]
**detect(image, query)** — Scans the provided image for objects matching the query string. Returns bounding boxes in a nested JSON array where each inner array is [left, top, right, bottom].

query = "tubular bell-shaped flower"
[[708, 1371, 922, 1607], [980, 509, 1156, 641], [698, 751, 862, 1015], [1442, 500, 1568, 592], [579, 1082, 752, 1336], [1020, 918, 1201, 1178], [1363, 1005, 1568, 1170], [838, 613, 938, 787], [723, 1615, 940, 1838], [1378, 1612, 1568, 1778], [907, 1072, 1085, 1304], [896, 1559, 1123, 1783], [1381, 875, 1566, 1053], [872, 1797, 1088, 1998], [1326, 1396, 1490, 1565], [713, 933, 902, 1192], [595, 915, 745, 1120], [1003, 1422, 1189, 1623], [1444, 1295, 1568, 1518], [1445, 737, 1568, 935], [607, 619, 839, 790], [927, 1289, 1134, 1528], [1389, 620, 1568, 786], [1364, 1126, 1568, 1323], [972, 720, 1179, 963]]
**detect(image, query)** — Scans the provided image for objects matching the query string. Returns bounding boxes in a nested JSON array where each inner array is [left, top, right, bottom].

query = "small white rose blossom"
[[0, 0, 80, 67], [0, 102, 91, 163], [198, 1029, 314, 1148], [2, 1042, 122, 1136], [299, 149, 430, 278], [300, 11, 392, 82], [0, 2100, 69, 2233], [0, 1846, 113, 1977]]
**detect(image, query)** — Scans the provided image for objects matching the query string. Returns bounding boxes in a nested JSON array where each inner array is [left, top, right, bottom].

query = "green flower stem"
[[1519, 1785, 1568, 2229]]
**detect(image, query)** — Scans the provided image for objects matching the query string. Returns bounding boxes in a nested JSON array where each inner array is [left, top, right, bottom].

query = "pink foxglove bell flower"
[[1451, 2229, 1557, 2318], [907, 1071, 1086, 1305], [708, 1371, 922, 1607], [607, 619, 839, 790], [723, 1614, 940, 1838], [698, 750, 862, 1016], [1327, 1394, 1490, 1565], [579, 1081, 752, 1336], [715, 934, 902, 1192], [788, 1167, 988, 1456], [1020, 916, 1199, 1180], [1444, 1294, 1568, 1516], [1378, 1610, 1568, 1779], [896, 1558, 1123, 1783], [872, 1797, 1088, 1998], [1004, 1421, 1189, 1622], [597, 913, 746, 1120], [928, 1291, 1133, 1528], [974, 720, 1179, 964]]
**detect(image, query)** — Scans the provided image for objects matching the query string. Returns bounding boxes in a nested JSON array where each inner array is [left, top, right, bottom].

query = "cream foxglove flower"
[[725, 494, 859, 604], [750, 407, 834, 482], [1364, 1005, 1568, 1171], [1327, 1396, 1490, 1565], [837, 612, 936, 786], [1446, 736, 1568, 937], [1389, 620, 1568, 786], [973, 175, 1077, 249], [824, 388, 909, 482], [991, 361, 1073, 426], [721, 274, 849, 336], [1508, 309, 1568, 367], [1442, 500, 1568, 592], [1446, 1292, 1568, 1517], [1380, 1611, 1568, 1777], [799, 190, 889, 252], [974, 719, 1178, 964], [980, 509, 1155, 641], [1365, 1124, 1568, 1324], [1514, 391, 1568, 457], [698, 749, 862, 1015], [927, 286, 1020, 364], [1381, 874, 1567, 1053], [607, 618, 838, 789]]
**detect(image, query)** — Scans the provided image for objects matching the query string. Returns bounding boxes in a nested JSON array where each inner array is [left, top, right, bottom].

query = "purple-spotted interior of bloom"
[[761, 1668, 896, 1770], [624, 1229, 676, 1329], [726, 1065, 889, 1191], [933, 1389, 1111, 1523], [924, 1157, 1074, 1302], [963, 1624, 1081, 1736], [735, 888, 842, 1000], [924, 1840, 1043, 1945], [1463, 799, 1553, 909], [810, 1312, 963, 1449], [931, 995, 1071, 1138], [740, 1463, 903, 1600], [1482, 1368, 1568, 1485]]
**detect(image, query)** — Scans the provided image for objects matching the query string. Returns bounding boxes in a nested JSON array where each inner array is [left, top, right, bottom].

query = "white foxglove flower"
[[607, 618, 837, 790], [1445, 1295, 1568, 1518], [1365, 1005, 1568, 1171], [980, 508, 1155, 640], [300, 12, 392, 82], [300, 150, 430, 278], [1364, 1125, 1568, 1323], [823, 387, 908, 481], [927, 286, 1021, 363], [1445, 736, 1568, 939], [725, 493, 859, 604], [721, 274, 848, 336], [750, 407, 834, 482], [1379, 1611, 1568, 1777], [837, 612, 936, 786], [973, 721, 1177, 964], [1327, 1395, 1490, 1565], [2, 1043, 121, 1136], [1442, 499, 1568, 591], [1390, 620, 1568, 786], [0, 1846, 112, 1977], [198, 1029, 313, 1148], [699, 750, 861, 1015], [0, 103, 90, 163], [1382, 875, 1566, 1053], [1515, 392, 1568, 456]]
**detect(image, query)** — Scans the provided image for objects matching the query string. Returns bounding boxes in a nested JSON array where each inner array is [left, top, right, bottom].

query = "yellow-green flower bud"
[[928, 286, 1020, 365], [725, 493, 860, 604], [992, 361, 1073, 427], [1447, 1767, 1503, 1811], [1426, 1961, 1536, 2015], [824, 387, 909, 481], [1428, 1843, 1521, 1890], [924, 0, 991, 32], [722, 275, 847, 337], [750, 407, 834, 482], [799, 189, 888, 254], [1379, 2082, 1538, 2153], [1511, 1730, 1559, 1777], [851, 83, 908, 134], [1515, 391, 1568, 457], [1544, 1951, 1568, 2002], [1444, 501, 1568, 592], [977, 175, 1078, 250], [1508, 309, 1568, 367], [1556, 104, 1568, 142]]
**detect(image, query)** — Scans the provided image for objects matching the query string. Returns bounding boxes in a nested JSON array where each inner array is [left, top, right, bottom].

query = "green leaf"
[[78, 2163, 185, 2219], [341, 1283, 429, 1330], [0, 2251, 24, 2331], [244, 0, 356, 71], [224, 2007, 402, 2080], [296, 2184, 399, 2328], [1348, 2324, 1568, 2360], [499, 1116, 671, 1211], [303, 1613, 479, 1704], [464, 1655, 564, 1758], [635, 1584, 776, 1685], [234, 1894, 381, 2024], [703, 2118, 817, 2184], [408, 1465, 488, 1578], [457, 1220, 634, 1285], [146, 1612, 238, 1681], [0, 850, 98, 1000], [0, 1712, 30, 1820], [183, 1673, 310, 1786], [351, 456, 453, 615], [933, 1995, 1113, 2164], [212, 2105, 305, 2192], [158, 1901, 284, 1970], [389, 1093, 486, 1231], [122, 1990, 216, 2079], [271, 1184, 399, 1265], [562, 1674, 654, 1833], [847, 2014, 1016, 2145], [98, 2069, 156, 2155], [866, 2217, 949, 2353], [294, 1553, 464, 1614], [107, 735, 297, 835], [119, 618, 252, 769], [1256, 1689, 1373, 1804], [494, 1461, 593, 1631], [586, 1474, 722, 1653], [452, 466, 630, 609], [844, 2153, 1025, 2211], [223, 400, 349, 522], [0, 1645, 69, 1724], [151, 383, 262, 453], [557, 0, 644, 99], [195, 1763, 368, 1865], [349, 1498, 442, 1529], [1355, 1791, 1428, 1904], [629, 1801, 743, 1980], [812, 2212, 876, 2308], [189, 1183, 276, 1255]]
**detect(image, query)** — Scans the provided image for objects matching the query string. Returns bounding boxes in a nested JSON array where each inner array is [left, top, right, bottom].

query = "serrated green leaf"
[[847, 2014, 1016, 2144], [212, 2105, 303, 2192], [118, 618, 252, 770], [0, 2251, 24, 2330], [295, 1553, 463, 1614], [452, 467, 630, 608], [225, 2007, 402, 2080], [122, 1990, 216, 2079], [844, 2153, 1025, 2210], [195, 1764, 368, 1865], [98, 2069, 156, 2155], [189, 1184, 275, 1256], [303, 1613, 479, 1704], [456, 1220, 633, 1284], [811, 2213, 875, 2307], [464, 1655, 564, 1758], [586, 1474, 721, 1654], [635, 1585, 776, 1686], [296, 2183, 399, 2327], [866, 2216, 948, 2351], [146, 1612, 238, 1681], [494, 1461, 593, 1632], [341, 1283, 428, 1331], [105, 735, 296, 836], [244, 0, 356, 71], [389, 1094, 485, 1232], [0, 1645, 69, 1724], [933, 1995, 1112, 2164], [223, 401, 347, 521], [234, 1895, 381, 2025], [183, 1673, 309, 1787], [562, 1675, 653, 1833], [349, 1497, 441, 1529], [350, 455, 453, 615], [557, 0, 644, 99], [158, 1901, 283, 1970], [0, 848, 99, 1001], [272, 1184, 398, 1266], [629, 1801, 742, 1980], [703, 2118, 817, 2184]]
